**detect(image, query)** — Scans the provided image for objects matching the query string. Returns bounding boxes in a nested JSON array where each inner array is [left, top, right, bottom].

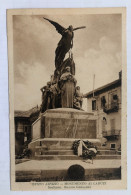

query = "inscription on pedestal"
[[45, 118, 96, 139], [32, 109, 97, 140]]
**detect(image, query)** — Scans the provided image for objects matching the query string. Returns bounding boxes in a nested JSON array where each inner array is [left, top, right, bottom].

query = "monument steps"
[[34, 154, 121, 160], [35, 148, 120, 156], [36, 146, 72, 150], [35, 150, 74, 155], [34, 154, 82, 160], [97, 149, 121, 155], [29, 138, 101, 148], [29, 138, 121, 160], [97, 150, 119, 155], [95, 155, 121, 160], [35, 145, 72, 150]]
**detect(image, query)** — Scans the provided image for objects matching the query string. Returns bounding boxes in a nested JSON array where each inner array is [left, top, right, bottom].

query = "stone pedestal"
[[32, 108, 97, 140]]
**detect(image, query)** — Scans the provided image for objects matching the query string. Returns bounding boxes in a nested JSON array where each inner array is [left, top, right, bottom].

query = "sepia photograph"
[[7, 8, 126, 190]]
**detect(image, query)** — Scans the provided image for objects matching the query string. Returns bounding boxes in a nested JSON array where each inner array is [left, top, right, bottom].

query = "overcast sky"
[[13, 14, 122, 111]]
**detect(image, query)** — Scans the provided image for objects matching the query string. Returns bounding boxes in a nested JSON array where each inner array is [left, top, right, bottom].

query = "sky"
[[13, 14, 122, 111]]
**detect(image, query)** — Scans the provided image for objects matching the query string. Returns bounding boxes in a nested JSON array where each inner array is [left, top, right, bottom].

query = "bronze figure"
[[43, 17, 86, 69]]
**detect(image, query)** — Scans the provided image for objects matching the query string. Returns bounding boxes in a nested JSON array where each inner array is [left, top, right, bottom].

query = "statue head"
[[65, 66, 71, 72], [50, 75, 54, 82], [47, 81, 51, 86], [68, 25, 73, 32], [52, 81, 56, 85], [76, 102, 80, 108], [76, 86, 80, 90], [41, 85, 47, 92], [43, 86, 47, 90]]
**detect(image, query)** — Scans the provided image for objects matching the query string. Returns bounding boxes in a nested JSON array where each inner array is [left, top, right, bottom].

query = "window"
[[113, 94, 118, 100], [24, 126, 28, 132], [110, 143, 116, 150], [110, 119, 115, 130], [102, 120, 106, 131], [111, 94, 118, 107], [24, 125, 31, 134], [92, 100, 96, 111], [101, 96, 106, 108], [109, 91, 118, 108]]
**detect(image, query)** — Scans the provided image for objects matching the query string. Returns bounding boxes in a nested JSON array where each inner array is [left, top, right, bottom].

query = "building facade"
[[14, 106, 40, 155], [84, 72, 121, 150]]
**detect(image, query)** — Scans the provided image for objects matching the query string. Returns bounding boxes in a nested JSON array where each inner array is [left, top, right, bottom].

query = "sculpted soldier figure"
[[44, 17, 86, 69], [74, 86, 83, 109], [50, 81, 60, 109], [40, 85, 47, 113], [40, 82, 52, 112]]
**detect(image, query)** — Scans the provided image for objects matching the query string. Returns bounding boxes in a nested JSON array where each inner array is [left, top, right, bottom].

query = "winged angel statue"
[[44, 17, 86, 69]]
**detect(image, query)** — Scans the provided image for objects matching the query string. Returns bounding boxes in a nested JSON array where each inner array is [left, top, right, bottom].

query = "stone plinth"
[[32, 117, 41, 140], [32, 108, 97, 140]]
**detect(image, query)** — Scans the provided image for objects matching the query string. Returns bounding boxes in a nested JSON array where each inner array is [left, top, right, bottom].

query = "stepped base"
[[28, 138, 121, 160], [28, 138, 101, 157], [34, 154, 121, 160]]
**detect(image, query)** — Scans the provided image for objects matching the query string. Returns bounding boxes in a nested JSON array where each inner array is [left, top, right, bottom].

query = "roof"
[[84, 78, 121, 98], [15, 106, 40, 118]]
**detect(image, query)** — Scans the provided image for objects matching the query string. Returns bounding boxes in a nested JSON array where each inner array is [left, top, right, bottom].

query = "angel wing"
[[43, 17, 66, 35], [73, 26, 86, 31]]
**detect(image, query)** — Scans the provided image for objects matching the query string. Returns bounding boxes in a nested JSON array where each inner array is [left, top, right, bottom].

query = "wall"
[[104, 136, 121, 150]]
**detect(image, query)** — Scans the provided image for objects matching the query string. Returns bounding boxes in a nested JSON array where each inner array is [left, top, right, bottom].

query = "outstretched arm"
[[73, 26, 86, 31]]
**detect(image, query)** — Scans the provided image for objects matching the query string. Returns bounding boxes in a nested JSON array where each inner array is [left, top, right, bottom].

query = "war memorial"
[[16, 17, 121, 182]]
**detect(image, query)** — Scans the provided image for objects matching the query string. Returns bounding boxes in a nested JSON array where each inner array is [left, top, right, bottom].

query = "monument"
[[28, 18, 100, 157]]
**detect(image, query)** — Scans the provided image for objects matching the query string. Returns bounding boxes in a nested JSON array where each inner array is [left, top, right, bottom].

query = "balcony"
[[102, 129, 121, 137], [103, 102, 119, 114]]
